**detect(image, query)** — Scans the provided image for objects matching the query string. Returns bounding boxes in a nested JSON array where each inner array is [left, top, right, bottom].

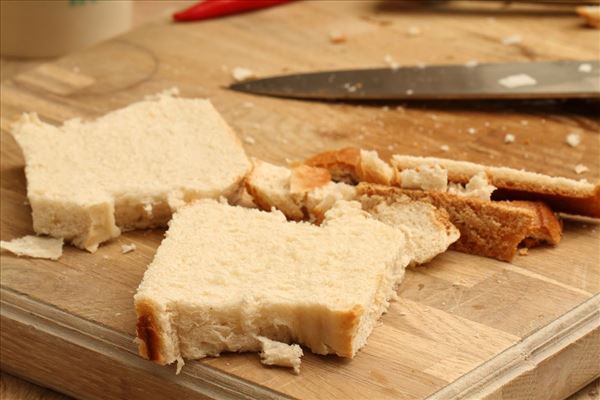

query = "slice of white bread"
[[391, 155, 600, 217], [11, 93, 250, 252], [245, 160, 459, 263], [358, 183, 562, 262], [0, 235, 63, 260], [305, 147, 393, 185], [134, 199, 412, 371]]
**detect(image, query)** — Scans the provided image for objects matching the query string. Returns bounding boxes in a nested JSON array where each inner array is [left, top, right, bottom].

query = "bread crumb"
[[144, 87, 180, 101], [504, 133, 515, 144], [103, 255, 110, 259], [329, 30, 346, 44], [521, 120, 529, 126], [406, 89, 414, 95], [382, 106, 389, 111], [242, 101, 254, 108], [121, 243, 136, 254], [518, 248, 528, 256], [440, 144, 449, 152], [502, 34, 522, 45], [578, 63, 593, 73], [499, 74, 537, 88], [232, 67, 255, 82], [416, 62, 427, 69], [566, 132, 581, 147], [343, 83, 358, 92], [465, 59, 479, 68], [574, 164, 589, 174], [406, 26, 421, 36], [0, 236, 63, 260], [244, 136, 256, 145], [383, 54, 400, 70], [467, 128, 477, 135]]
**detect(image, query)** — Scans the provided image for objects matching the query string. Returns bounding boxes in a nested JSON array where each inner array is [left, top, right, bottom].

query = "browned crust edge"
[[135, 300, 166, 364], [305, 147, 361, 184], [290, 165, 331, 194]]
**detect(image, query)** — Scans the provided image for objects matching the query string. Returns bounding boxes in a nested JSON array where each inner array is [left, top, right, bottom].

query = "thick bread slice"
[[305, 147, 393, 185], [358, 183, 562, 261], [11, 94, 250, 252], [245, 160, 459, 263], [134, 199, 411, 370], [391, 155, 600, 217]]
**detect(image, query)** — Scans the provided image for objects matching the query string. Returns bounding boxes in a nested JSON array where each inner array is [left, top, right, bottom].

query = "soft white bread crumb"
[[134, 200, 411, 367], [232, 67, 255, 82], [498, 74, 536, 88], [502, 34, 522, 45], [0, 236, 63, 260], [504, 133, 515, 143], [121, 243, 136, 254], [329, 30, 347, 44], [578, 63, 593, 73], [398, 165, 448, 192], [258, 336, 303, 374], [447, 172, 496, 201], [566, 132, 581, 147], [574, 164, 589, 174], [11, 95, 250, 252]]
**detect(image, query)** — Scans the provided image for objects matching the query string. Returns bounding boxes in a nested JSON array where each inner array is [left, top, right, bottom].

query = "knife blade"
[[229, 60, 600, 101]]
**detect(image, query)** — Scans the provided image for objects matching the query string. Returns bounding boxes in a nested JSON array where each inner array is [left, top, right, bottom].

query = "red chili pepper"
[[173, 0, 294, 22]]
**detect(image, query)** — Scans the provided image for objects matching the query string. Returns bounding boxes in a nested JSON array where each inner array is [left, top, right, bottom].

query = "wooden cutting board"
[[1, 1, 599, 399]]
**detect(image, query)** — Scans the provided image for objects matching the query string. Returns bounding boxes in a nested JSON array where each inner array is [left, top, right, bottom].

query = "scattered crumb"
[[566, 132, 581, 147], [405, 89, 414, 95], [387, 144, 395, 151], [383, 54, 400, 70], [328, 30, 347, 44], [518, 248, 529, 256], [382, 106, 389, 111], [23, 199, 29, 206], [465, 59, 479, 68], [144, 87, 180, 101], [521, 120, 529, 126], [502, 34, 522, 45], [343, 83, 358, 92], [578, 63, 592, 73], [103, 255, 110, 259], [467, 127, 477, 135], [440, 144, 450, 152], [484, 121, 491, 127], [244, 136, 256, 145], [232, 67, 255, 82], [121, 243, 136, 254], [242, 101, 254, 108], [416, 62, 427, 69], [504, 133, 516, 144], [574, 164, 589, 174], [406, 26, 421, 37], [499, 74, 537, 88]]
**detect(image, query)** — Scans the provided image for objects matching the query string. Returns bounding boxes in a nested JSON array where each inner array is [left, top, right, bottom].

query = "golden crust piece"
[[305, 147, 362, 184], [290, 165, 331, 194], [577, 6, 600, 28], [135, 301, 166, 364], [357, 183, 562, 262]]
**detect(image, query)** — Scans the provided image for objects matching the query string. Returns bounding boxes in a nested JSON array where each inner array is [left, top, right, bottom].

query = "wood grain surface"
[[1, 1, 599, 399]]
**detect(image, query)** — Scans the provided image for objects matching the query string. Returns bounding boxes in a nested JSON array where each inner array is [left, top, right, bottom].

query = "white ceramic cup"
[[1, 0, 132, 58]]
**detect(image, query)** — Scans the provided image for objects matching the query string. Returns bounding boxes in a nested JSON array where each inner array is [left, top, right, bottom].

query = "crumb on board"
[[328, 30, 347, 44], [232, 67, 255, 82], [383, 54, 400, 70], [498, 74, 537, 88], [242, 101, 254, 108], [244, 136, 256, 145], [566, 132, 581, 147], [574, 164, 589, 174], [416, 62, 427, 69], [465, 59, 479, 68], [406, 26, 421, 37], [405, 89, 414, 95], [521, 120, 529, 126], [504, 133, 516, 144], [502, 34, 522, 45], [121, 243, 136, 254], [440, 144, 450, 152], [467, 127, 477, 135], [578, 63, 593, 73], [0, 236, 63, 260], [576, 6, 600, 29], [518, 248, 529, 256]]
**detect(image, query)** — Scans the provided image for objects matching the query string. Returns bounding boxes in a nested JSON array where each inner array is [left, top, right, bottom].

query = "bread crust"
[[135, 300, 166, 364], [357, 183, 562, 261], [290, 165, 331, 194], [305, 147, 362, 184]]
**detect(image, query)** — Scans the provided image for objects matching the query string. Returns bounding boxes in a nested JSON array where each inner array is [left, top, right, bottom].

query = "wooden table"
[[1, 1, 599, 399]]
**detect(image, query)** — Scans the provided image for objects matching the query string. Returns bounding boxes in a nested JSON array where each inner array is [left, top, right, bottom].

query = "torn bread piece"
[[12, 93, 250, 252], [258, 336, 303, 374], [391, 155, 600, 217], [358, 183, 562, 261], [577, 6, 600, 29], [245, 160, 459, 263], [0, 235, 63, 260], [134, 200, 411, 371], [305, 147, 393, 185]]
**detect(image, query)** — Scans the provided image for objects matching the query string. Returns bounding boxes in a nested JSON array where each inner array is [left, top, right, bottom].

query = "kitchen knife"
[[229, 60, 600, 100]]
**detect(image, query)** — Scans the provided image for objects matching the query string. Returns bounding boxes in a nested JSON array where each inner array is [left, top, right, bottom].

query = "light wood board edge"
[[0, 286, 291, 400], [427, 294, 600, 400]]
